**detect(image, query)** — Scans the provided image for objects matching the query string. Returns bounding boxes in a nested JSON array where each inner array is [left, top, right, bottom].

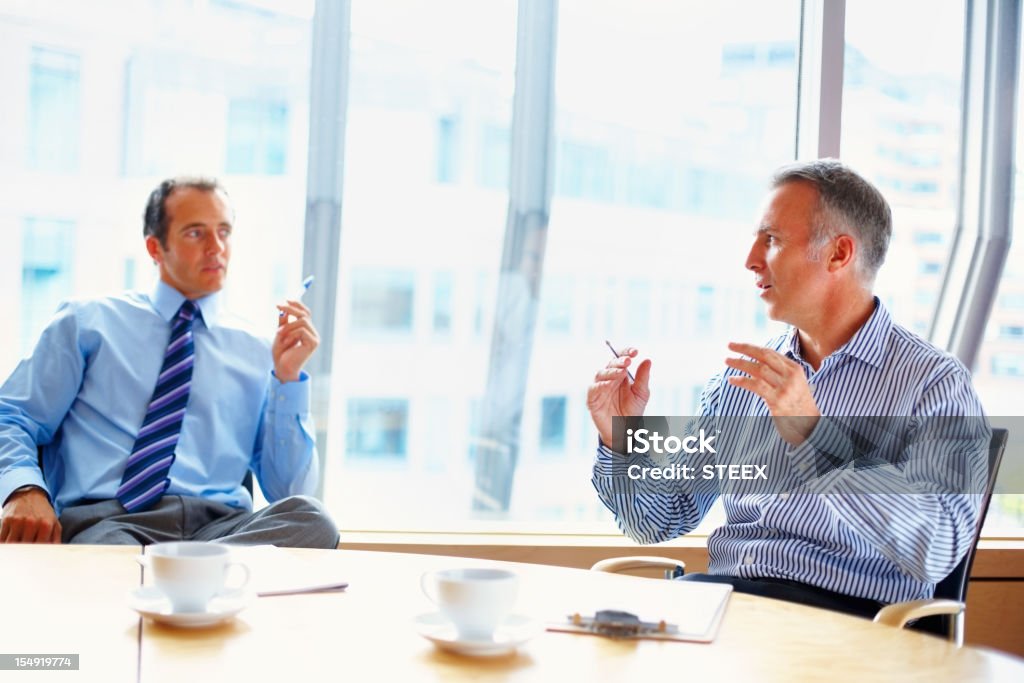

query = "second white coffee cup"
[[138, 542, 250, 613], [421, 568, 519, 641]]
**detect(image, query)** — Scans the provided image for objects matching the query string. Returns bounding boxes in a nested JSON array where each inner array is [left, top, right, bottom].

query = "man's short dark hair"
[[771, 159, 892, 282], [143, 176, 227, 247]]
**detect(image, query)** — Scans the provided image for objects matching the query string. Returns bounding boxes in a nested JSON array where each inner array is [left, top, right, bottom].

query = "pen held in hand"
[[279, 275, 314, 317], [605, 340, 635, 381]]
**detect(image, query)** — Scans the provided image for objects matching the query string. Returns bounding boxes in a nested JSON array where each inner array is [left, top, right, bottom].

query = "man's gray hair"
[[771, 159, 892, 281]]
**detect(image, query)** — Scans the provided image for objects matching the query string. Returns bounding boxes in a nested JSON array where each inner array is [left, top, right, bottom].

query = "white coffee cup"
[[138, 542, 250, 613], [421, 568, 519, 641]]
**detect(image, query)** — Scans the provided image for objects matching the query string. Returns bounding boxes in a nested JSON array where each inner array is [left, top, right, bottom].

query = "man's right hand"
[[586, 347, 652, 447], [0, 487, 61, 543]]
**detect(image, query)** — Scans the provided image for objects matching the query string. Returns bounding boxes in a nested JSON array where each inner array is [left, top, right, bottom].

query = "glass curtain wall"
[[2, 0, 1019, 536]]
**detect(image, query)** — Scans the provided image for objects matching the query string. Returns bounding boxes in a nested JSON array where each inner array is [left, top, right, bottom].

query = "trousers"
[[59, 495, 338, 549]]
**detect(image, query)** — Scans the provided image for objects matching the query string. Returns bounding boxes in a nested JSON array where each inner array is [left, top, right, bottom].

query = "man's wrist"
[[3, 485, 46, 507], [273, 369, 301, 383]]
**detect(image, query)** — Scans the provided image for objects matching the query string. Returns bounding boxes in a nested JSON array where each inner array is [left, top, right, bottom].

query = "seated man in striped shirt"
[[588, 159, 989, 617]]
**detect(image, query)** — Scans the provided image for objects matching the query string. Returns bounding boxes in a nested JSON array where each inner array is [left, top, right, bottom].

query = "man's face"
[[147, 187, 232, 300], [745, 181, 831, 326]]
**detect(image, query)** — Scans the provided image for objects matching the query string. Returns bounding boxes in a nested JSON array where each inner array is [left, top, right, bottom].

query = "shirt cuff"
[[0, 469, 49, 507], [269, 370, 311, 414], [595, 440, 625, 475]]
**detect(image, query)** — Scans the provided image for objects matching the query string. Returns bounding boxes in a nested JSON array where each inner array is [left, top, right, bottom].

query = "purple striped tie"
[[116, 300, 196, 512]]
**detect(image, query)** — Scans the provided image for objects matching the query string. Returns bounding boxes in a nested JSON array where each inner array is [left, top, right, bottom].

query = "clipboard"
[[544, 572, 733, 643]]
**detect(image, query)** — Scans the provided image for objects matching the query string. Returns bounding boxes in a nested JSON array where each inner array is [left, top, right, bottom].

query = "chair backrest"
[[913, 427, 1008, 637]]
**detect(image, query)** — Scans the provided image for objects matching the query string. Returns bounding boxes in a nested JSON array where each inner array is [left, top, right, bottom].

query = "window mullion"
[[796, 0, 845, 159]]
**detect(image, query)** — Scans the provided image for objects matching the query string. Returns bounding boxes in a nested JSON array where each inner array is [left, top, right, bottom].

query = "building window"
[[999, 292, 1024, 309], [991, 354, 1024, 377], [350, 269, 415, 333], [22, 218, 75, 352], [540, 396, 567, 451], [697, 285, 715, 328], [913, 231, 944, 245], [557, 139, 613, 201], [28, 47, 80, 172], [542, 275, 573, 334], [478, 123, 510, 189], [226, 99, 289, 174], [346, 398, 409, 458], [436, 116, 459, 183], [1000, 325, 1024, 340], [432, 272, 454, 333]]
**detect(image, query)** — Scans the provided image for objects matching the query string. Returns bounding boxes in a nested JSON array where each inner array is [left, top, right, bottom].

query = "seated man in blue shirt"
[[0, 177, 339, 548], [588, 159, 989, 617]]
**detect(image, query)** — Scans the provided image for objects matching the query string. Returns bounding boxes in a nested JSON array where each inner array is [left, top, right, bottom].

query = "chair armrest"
[[872, 599, 965, 629], [590, 556, 686, 575]]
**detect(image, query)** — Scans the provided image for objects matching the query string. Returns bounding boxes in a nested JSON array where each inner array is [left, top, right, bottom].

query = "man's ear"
[[828, 234, 856, 272], [145, 235, 163, 266]]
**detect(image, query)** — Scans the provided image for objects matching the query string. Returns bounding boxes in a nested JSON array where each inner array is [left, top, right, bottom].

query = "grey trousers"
[[59, 495, 339, 548]]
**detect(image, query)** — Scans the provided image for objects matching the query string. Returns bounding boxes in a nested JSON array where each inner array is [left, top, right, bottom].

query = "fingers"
[[727, 342, 792, 373], [278, 328, 319, 353], [276, 299, 313, 322], [633, 358, 653, 396], [0, 517, 48, 543], [49, 520, 63, 544], [726, 374, 773, 400], [724, 356, 783, 386], [275, 315, 320, 348]]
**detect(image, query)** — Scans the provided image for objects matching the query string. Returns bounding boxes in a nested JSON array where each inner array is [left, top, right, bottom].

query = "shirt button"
[[278, 395, 285, 401], [743, 555, 754, 565], [778, 492, 790, 501]]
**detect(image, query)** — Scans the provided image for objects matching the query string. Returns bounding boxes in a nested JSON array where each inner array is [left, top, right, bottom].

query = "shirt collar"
[[150, 279, 223, 328], [783, 297, 891, 369]]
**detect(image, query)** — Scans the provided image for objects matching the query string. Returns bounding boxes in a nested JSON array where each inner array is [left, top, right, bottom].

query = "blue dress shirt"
[[592, 300, 990, 604], [0, 280, 318, 514]]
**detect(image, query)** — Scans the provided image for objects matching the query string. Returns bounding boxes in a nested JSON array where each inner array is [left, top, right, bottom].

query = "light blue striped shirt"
[[0, 280, 318, 514], [593, 299, 989, 603]]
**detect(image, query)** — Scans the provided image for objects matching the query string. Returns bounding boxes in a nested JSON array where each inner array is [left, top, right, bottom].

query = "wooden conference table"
[[2, 544, 1023, 682]]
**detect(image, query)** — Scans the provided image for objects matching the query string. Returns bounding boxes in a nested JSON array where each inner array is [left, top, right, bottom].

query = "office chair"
[[591, 428, 1009, 646]]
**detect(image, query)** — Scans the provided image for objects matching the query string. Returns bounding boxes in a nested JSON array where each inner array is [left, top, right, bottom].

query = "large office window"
[[324, 0, 517, 529], [3, 1, 1020, 538], [841, 0, 965, 336], [517, 0, 800, 526], [974, 45, 1024, 530]]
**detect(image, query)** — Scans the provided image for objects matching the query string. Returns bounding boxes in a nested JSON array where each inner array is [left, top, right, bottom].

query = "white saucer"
[[414, 612, 542, 657], [129, 586, 252, 628]]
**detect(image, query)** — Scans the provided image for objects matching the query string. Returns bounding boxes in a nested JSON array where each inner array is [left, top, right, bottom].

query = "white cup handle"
[[420, 571, 438, 604], [224, 562, 250, 591]]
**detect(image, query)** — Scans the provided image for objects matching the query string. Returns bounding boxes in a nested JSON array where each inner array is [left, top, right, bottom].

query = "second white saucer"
[[414, 612, 542, 657], [130, 586, 252, 628]]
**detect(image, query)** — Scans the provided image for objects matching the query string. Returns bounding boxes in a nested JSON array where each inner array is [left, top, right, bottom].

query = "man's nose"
[[205, 233, 225, 254], [745, 241, 763, 272]]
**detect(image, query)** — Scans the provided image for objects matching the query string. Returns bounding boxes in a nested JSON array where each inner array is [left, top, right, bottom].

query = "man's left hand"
[[273, 300, 320, 383], [725, 342, 820, 446]]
